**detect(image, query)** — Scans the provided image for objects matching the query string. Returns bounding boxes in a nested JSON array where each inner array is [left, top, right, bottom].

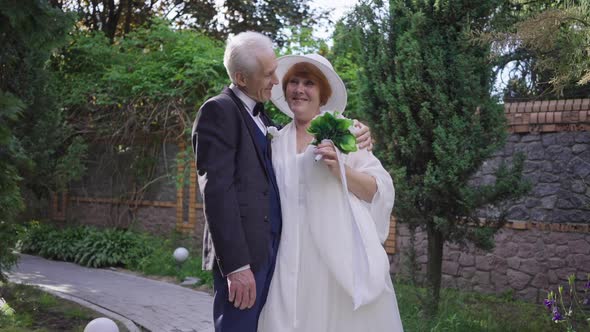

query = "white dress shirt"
[[230, 84, 267, 135]]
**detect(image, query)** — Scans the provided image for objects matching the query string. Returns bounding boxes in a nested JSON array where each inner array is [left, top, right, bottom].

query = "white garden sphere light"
[[173, 247, 189, 263], [84, 317, 119, 332]]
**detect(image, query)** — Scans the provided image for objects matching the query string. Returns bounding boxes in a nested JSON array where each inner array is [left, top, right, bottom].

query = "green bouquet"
[[307, 111, 358, 154]]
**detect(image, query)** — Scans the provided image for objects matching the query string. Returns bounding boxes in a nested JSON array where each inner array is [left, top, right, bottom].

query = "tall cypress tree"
[[0, 0, 88, 279], [354, 0, 529, 314]]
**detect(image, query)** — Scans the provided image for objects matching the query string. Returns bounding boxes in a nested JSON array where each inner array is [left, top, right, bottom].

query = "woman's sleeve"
[[346, 149, 395, 243]]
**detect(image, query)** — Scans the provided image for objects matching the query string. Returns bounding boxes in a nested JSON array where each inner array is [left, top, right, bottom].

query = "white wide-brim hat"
[[271, 54, 347, 118]]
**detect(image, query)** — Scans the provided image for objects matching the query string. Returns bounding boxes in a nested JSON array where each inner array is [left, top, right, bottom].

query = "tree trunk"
[[425, 221, 444, 317]]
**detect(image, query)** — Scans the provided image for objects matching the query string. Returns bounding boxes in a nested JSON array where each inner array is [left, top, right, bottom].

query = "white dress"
[[258, 121, 404, 332]]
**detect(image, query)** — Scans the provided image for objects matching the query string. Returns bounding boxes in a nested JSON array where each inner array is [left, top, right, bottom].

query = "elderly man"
[[192, 31, 371, 332]]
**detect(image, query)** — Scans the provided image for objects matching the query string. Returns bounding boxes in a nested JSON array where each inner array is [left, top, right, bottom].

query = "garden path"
[[7, 254, 214, 332]]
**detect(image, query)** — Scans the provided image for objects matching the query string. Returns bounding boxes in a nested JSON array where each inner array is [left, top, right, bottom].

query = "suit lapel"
[[222, 87, 270, 179], [258, 109, 274, 128]]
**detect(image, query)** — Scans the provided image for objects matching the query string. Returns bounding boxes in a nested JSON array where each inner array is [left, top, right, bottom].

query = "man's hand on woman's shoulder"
[[353, 119, 373, 151]]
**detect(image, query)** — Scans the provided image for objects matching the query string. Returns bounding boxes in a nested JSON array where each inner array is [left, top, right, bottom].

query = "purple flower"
[[552, 307, 564, 322], [585, 280, 590, 289], [544, 299, 555, 310]]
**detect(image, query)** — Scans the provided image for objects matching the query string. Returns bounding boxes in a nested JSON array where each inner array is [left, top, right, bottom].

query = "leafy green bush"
[[19, 221, 84, 262], [19, 222, 212, 286], [55, 20, 227, 136], [73, 229, 150, 268], [20, 222, 153, 268], [40, 227, 89, 262], [17, 221, 52, 254]]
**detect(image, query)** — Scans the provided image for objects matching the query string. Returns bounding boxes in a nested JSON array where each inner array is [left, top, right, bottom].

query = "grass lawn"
[[395, 282, 560, 332], [0, 282, 130, 332]]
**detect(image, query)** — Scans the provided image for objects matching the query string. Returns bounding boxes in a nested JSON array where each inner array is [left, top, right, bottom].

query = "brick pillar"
[[385, 216, 397, 254], [176, 139, 199, 235], [186, 160, 198, 235], [176, 140, 186, 232], [50, 191, 67, 221]]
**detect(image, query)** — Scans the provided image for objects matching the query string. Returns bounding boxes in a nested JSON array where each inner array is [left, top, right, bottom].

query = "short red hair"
[[282, 62, 332, 106]]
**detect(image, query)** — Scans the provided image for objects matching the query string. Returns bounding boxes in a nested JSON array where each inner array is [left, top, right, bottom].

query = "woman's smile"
[[290, 95, 309, 103]]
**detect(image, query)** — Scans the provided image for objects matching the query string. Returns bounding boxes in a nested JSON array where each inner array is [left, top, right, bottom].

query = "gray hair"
[[223, 31, 274, 84]]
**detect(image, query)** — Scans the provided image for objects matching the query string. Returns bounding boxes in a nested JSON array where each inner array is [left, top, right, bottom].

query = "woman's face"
[[285, 74, 321, 122]]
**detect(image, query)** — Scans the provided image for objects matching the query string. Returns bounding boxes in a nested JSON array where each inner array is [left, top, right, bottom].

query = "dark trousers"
[[212, 233, 279, 332]]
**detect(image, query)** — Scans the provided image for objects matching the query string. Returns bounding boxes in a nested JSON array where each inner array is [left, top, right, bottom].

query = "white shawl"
[[270, 120, 395, 327]]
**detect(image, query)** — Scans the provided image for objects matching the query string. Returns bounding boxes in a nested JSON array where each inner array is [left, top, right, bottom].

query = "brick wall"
[[52, 140, 204, 242]]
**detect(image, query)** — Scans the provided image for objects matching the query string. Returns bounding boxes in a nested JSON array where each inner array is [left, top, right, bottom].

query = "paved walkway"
[[7, 254, 214, 332]]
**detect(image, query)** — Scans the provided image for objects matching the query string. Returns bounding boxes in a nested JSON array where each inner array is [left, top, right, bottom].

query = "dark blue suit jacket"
[[192, 87, 276, 276]]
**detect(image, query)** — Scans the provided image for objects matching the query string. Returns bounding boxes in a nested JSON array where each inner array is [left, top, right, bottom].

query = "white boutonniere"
[[266, 126, 279, 140]]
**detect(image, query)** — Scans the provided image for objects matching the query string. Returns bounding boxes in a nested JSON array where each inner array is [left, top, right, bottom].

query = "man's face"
[[239, 51, 279, 102]]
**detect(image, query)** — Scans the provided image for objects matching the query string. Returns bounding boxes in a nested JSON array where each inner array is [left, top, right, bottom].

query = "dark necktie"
[[253, 102, 264, 117]]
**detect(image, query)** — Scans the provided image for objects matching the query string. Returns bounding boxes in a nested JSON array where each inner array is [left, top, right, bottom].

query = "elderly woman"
[[258, 54, 404, 331]]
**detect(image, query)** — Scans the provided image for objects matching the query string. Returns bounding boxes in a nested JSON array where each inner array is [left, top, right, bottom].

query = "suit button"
[[264, 216, 269, 223], [263, 190, 269, 196]]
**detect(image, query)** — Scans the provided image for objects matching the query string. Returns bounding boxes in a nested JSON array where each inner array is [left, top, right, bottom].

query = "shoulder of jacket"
[[202, 93, 231, 107], [200, 93, 240, 115]]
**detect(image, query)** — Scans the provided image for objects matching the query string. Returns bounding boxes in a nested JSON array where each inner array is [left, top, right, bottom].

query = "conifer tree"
[[353, 0, 529, 314], [0, 0, 87, 279], [491, 0, 590, 98]]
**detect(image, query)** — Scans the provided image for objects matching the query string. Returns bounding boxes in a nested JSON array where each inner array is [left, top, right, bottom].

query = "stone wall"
[[391, 223, 590, 302], [474, 131, 590, 223], [389, 99, 590, 302]]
